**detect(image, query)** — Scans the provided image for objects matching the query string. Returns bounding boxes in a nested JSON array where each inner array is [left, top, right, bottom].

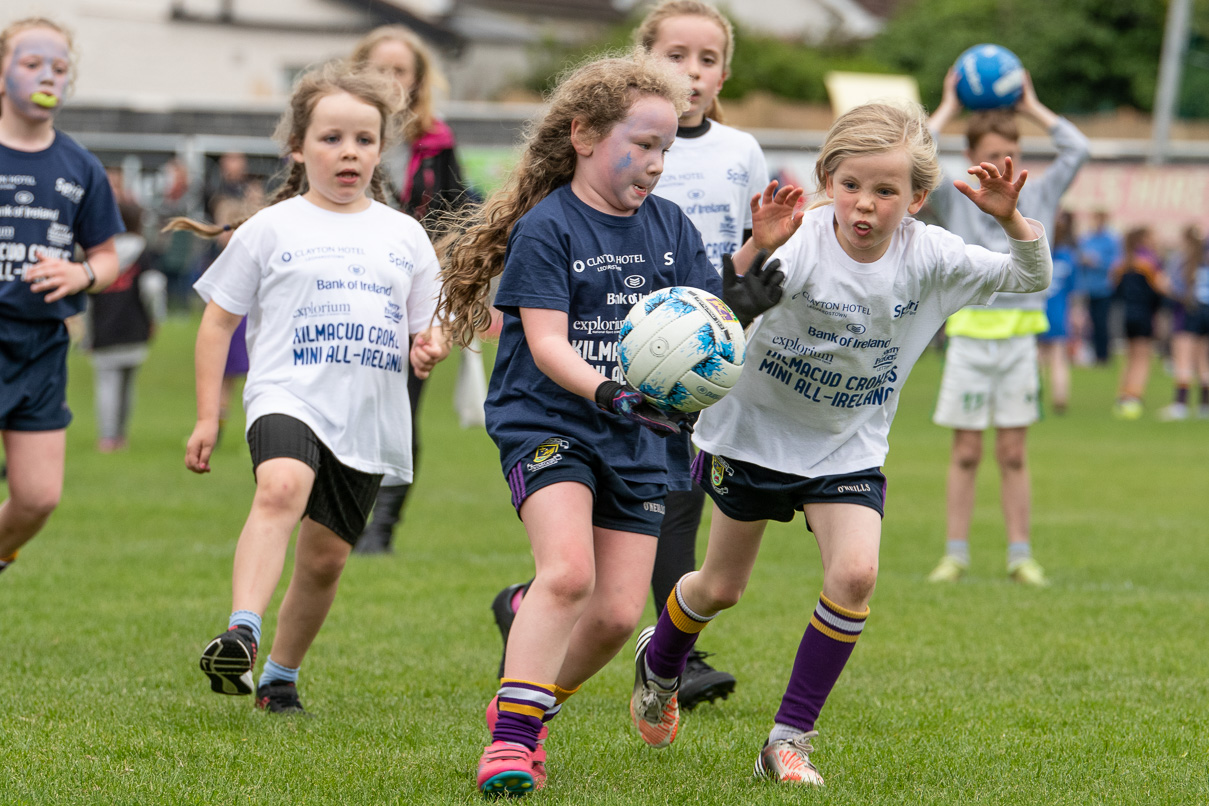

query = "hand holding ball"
[[617, 287, 746, 413], [954, 44, 1024, 110]]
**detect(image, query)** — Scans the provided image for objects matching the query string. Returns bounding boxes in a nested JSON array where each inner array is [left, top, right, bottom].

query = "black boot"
[[354, 484, 410, 554]]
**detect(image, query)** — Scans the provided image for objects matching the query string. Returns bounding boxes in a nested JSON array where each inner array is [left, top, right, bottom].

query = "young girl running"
[[0, 17, 123, 575], [629, 101, 1053, 785], [169, 61, 447, 712], [489, 0, 794, 709], [437, 50, 782, 796]]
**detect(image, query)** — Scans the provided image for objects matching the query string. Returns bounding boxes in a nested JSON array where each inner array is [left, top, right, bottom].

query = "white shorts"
[[932, 335, 1040, 430]]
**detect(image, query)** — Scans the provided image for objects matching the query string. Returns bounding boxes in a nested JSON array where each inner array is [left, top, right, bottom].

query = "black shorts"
[[692, 451, 886, 530], [505, 435, 667, 537], [0, 318, 71, 431], [247, 414, 383, 545], [1124, 315, 1154, 339]]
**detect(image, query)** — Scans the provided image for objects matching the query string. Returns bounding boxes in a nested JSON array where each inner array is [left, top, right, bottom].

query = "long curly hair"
[[163, 61, 401, 238], [436, 50, 689, 347]]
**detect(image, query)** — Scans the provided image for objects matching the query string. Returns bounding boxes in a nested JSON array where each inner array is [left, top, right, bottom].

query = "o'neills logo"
[[836, 482, 871, 493], [571, 316, 623, 335], [643, 502, 665, 514]]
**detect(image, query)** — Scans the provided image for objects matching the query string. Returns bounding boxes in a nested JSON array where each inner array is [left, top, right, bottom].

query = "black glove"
[[722, 249, 785, 327], [594, 381, 681, 438]]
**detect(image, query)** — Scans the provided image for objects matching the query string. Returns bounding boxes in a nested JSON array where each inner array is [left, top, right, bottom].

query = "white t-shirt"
[[693, 206, 1050, 478], [655, 120, 769, 272], [194, 196, 440, 480]]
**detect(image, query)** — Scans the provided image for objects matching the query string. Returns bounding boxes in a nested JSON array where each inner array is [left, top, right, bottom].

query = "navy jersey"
[[487, 184, 719, 486], [0, 133, 123, 322]]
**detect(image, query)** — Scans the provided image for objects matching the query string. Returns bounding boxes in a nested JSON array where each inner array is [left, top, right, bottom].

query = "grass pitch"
[[2, 315, 1206, 804]]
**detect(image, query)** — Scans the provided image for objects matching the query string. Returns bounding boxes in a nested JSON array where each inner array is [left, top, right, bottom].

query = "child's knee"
[[695, 574, 745, 613], [827, 565, 878, 608], [541, 564, 596, 607], [10, 488, 60, 523]]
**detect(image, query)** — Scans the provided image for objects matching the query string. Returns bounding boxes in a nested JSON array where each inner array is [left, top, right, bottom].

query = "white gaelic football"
[[617, 286, 746, 413]]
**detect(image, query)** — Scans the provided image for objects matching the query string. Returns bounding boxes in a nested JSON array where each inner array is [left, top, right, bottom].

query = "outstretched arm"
[[928, 68, 963, 134], [521, 307, 679, 436]]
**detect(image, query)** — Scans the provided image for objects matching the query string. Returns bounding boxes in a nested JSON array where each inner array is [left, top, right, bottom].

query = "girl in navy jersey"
[[629, 101, 1052, 786], [166, 61, 448, 713], [437, 50, 784, 796], [488, 0, 801, 711], [0, 17, 122, 576]]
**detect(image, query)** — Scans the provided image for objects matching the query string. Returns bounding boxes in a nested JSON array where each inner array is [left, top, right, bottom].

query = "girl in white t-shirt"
[[630, 101, 1052, 785], [167, 61, 447, 714]]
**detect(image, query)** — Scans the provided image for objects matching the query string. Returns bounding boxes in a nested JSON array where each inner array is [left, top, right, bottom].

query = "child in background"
[[926, 70, 1089, 587], [629, 101, 1052, 786], [436, 50, 783, 796], [1158, 224, 1209, 421], [0, 17, 122, 575], [1112, 226, 1170, 419], [87, 201, 167, 452], [488, 0, 794, 710], [350, 25, 484, 555], [167, 61, 447, 713], [1038, 209, 1077, 413]]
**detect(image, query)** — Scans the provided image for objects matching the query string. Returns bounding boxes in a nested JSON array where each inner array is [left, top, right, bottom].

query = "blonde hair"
[[436, 50, 690, 347], [164, 61, 400, 238], [812, 101, 941, 207], [634, 0, 733, 124], [0, 18, 77, 116], [350, 25, 445, 143]]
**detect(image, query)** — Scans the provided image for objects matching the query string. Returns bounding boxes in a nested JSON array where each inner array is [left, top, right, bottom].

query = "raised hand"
[[750, 180, 806, 252], [954, 156, 1028, 222]]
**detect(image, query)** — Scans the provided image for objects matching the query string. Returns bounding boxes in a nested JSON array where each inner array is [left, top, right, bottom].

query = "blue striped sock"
[[229, 610, 262, 645]]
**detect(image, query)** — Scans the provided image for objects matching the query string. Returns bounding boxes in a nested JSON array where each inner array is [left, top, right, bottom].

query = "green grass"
[[2, 316, 1207, 804]]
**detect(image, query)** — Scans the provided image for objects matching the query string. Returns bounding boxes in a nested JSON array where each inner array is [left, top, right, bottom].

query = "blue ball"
[[954, 44, 1024, 110]]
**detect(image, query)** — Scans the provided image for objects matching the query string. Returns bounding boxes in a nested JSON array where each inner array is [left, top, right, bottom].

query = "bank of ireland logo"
[[14, 190, 33, 205], [847, 323, 867, 335], [624, 274, 645, 289], [710, 455, 732, 494], [688, 188, 705, 200], [348, 264, 366, 276]]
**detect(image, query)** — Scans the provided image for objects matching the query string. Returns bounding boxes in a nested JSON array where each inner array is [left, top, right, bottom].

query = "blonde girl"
[[438, 49, 782, 796], [630, 101, 1052, 786], [0, 18, 122, 575], [169, 61, 448, 713]]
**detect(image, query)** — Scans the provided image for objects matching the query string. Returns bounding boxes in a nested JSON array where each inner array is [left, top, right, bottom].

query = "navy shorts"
[[693, 451, 886, 530], [247, 414, 383, 545], [505, 435, 667, 537], [0, 318, 72, 431], [1183, 303, 1209, 337]]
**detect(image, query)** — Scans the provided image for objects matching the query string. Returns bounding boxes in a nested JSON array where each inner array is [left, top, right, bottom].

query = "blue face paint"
[[2, 29, 70, 121], [614, 151, 634, 174]]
